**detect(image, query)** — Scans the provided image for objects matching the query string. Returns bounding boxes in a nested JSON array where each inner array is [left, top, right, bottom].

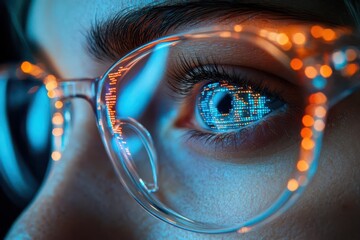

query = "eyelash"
[[167, 55, 286, 102]]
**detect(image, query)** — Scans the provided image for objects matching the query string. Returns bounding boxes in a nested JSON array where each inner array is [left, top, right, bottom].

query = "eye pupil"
[[214, 92, 233, 115]]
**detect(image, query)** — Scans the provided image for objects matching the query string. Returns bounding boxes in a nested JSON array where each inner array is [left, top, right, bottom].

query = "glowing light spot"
[[311, 25, 324, 38], [309, 92, 327, 104], [305, 66, 318, 79], [259, 29, 268, 37], [320, 65, 333, 78], [332, 51, 347, 70], [234, 25, 243, 32], [220, 31, 232, 38], [51, 151, 62, 161], [312, 76, 327, 90], [52, 114, 64, 125], [238, 227, 251, 233], [293, 32, 306, 45], [314, 120, 325, 132], [52, 128, 64, 136], [276, 33, 289, 45], [45, 81, 58, 91], [268, 32, 278, 42], [315, 106, 327, 118], [21, 61, 33, 73], [287, 179, 299, 191], [282, 41, 292, 51], [55, 101, 63, 109], [301, 127, 313, 138], [47, 90, 56, 98], [322, 28, 336, 41], [343, 63, 359, 77], [44, 74, 56, 83], [346, 48, 357, 62], [302, 115, 314, 127], [290, 58, 303, 70], [302, 138, 315, 150], [297, 160, 309, 172]]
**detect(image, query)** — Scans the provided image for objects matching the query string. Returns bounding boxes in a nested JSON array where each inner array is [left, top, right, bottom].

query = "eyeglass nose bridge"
[[54, 78, 98, 111]]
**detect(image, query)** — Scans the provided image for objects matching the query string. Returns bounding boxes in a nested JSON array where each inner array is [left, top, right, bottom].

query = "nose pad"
[[113, 118, 159, 193]]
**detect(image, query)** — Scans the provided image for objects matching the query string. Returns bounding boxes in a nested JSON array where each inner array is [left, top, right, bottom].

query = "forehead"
[[27, 0, 353, 78]]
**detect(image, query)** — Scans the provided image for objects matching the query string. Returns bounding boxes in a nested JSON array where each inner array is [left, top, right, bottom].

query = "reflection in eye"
[[197, 82, 284, 132], [166, 56, 301, 152]]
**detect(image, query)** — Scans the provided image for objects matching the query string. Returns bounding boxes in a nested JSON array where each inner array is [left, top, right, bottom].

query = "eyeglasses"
[[18, 24, 360, 234]]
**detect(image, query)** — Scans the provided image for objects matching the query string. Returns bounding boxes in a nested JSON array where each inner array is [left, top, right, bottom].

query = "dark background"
[[0, 0, 41, 238]]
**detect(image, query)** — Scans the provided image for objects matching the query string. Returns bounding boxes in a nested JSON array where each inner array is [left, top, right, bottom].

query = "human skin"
[[6, 0, 360, 239]]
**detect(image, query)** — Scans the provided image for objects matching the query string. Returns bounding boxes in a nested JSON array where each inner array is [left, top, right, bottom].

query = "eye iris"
[[197, 82, 280, 131]]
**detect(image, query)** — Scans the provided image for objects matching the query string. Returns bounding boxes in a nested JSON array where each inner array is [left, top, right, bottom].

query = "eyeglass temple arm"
[[54, 78, 98, 112]]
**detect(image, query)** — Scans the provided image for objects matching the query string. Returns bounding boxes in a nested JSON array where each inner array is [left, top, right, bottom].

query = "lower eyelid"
[[176, 108, 302, 161]]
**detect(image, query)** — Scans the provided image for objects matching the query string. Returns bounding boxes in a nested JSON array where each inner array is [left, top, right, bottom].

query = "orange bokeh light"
[[52, 128, 64, 136], [301, 127, 313, 138], [238, 227, 251, 234], [55, 101, 63, 109], [287, 179, 299, 192], [305, 66, 318, 79], [311, 25, 324, 38], [320, 65, 333, 78], [51, 151, 62, 161], [302, 138, 315, 150], [302, 115, 314, 127], [21, 61, 33, 73], [297, 160, 309, 172], [290, 58, 303, 70], [309, 92, 327, 104], [293, 32, 306, 45], [52, 114, 64, 125], [45, 81, 58, 91], [234, 25, 243, 32], [47, 90, 56, 98], [322, 28, 336, 41], [220, 31, 231, 38], [277, 33, 289, 45], [343, 63, 359, 77]]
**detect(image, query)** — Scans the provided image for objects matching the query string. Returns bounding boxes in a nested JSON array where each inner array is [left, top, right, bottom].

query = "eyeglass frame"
[[18, 23, 360, 234]]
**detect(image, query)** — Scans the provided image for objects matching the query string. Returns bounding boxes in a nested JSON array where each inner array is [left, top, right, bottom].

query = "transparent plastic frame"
[[22, 24, 360, 234]]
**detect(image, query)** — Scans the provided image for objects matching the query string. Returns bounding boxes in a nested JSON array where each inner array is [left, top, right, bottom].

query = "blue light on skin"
[[117, 42, 172, 119], [0, 77, 36, 199], [312, 75, 327, 90]]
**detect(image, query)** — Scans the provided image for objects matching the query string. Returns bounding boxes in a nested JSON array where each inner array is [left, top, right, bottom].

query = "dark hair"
[[1, 0, 33, 62]]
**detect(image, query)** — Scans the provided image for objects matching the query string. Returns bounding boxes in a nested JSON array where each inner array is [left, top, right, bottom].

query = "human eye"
[[165, 56, 304, 158]]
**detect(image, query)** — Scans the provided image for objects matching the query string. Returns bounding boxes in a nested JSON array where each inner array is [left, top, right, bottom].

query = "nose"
[[5, 99, 144, 240]]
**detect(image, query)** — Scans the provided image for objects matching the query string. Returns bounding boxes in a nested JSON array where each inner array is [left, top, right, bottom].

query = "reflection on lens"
[[100, 26, 311, 232]]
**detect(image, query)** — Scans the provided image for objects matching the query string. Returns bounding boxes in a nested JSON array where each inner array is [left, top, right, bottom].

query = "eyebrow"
[[86, 1, 351, 62]]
